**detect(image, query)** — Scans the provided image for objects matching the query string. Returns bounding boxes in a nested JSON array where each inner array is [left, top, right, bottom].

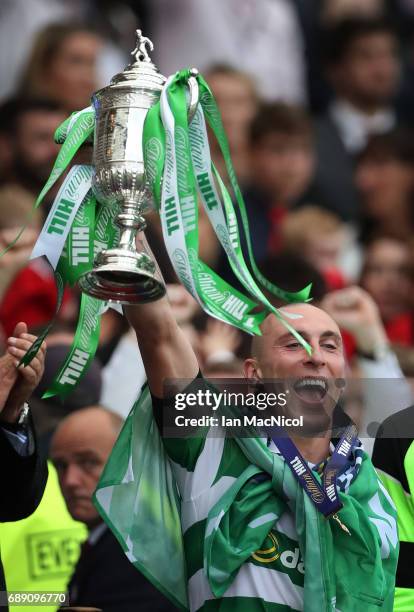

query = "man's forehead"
[[265, 304, 340, 337], [51, 409, 116, 451]]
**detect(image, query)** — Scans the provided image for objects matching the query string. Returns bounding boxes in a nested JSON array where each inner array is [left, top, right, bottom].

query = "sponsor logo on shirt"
[[252, 532, 305, 574]]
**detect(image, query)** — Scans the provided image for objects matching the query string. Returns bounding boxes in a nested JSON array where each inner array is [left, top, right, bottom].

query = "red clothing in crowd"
[[342, 312, 414, 360], [267, 205, 287, 254], [322, 268, 347, 292], [0, 259, 74, 337]]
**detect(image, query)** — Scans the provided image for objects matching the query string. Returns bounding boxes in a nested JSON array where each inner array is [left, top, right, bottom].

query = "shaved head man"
[[125, 271, 398, 611], [245, 304, 346, 461], [51, 407, 122, 527]]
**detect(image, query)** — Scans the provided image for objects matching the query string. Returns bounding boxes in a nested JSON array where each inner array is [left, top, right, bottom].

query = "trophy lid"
[[108, 29, 166, 92]]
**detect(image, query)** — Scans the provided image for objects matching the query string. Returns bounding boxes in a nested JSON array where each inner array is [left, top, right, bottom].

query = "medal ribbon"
[[268, 423, 358, 521]]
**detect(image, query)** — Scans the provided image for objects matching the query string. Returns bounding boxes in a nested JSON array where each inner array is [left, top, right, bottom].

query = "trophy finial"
[[131, 29, 154, 63]]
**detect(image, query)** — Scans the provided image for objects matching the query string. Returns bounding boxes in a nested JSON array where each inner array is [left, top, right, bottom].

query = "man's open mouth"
[[293, 377, 328, 403]]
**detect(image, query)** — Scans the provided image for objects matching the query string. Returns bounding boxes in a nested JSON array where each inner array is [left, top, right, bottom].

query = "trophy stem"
[[116, 199, 146, 251], [78, 196, 166, 304]]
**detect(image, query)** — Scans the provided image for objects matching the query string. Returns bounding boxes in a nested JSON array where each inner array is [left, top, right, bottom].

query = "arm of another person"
[[124, 234, 199, 398], [322, 286, 413, 454], [0, 322, 47, 521]]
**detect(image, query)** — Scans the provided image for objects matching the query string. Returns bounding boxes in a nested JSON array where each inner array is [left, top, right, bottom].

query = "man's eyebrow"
[[50, 455, 67, 466], [275, 331, 310, 343], [275, 330, 342, 344], [320, 331, 343, 344], [73, 451, 98, 459]]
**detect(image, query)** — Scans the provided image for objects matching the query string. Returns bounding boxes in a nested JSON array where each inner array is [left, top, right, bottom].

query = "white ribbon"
[[159, 76, 201, 304], [30, 165, 93, 269]]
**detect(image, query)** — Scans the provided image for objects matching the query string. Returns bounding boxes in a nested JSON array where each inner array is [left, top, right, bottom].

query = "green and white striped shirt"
[[153, 379, 359, 612]]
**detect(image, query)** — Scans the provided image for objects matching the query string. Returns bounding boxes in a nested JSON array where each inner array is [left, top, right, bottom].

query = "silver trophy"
[[78, 30, 199, 303]]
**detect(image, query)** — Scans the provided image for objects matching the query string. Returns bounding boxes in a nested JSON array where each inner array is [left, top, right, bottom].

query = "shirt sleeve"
[[1, 423, 34, 457], [357, 350, 413, 457], [151, 371, 209, 471]]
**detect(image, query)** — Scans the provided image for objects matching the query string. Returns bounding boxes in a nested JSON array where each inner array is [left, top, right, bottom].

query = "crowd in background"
[[0, 0, 414, 610]]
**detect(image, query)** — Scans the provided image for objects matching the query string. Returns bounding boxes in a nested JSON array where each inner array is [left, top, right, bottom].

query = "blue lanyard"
[[266, 424, 358, 518]]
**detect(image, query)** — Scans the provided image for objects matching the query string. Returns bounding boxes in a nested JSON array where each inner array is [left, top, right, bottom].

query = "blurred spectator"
[[0, 185, 75, 342], [51, 407, 175, 611], [323, 17, 399, 151], [18, 23, 103, 114], [281, 205, 351, 290], [203, 358, 244, 379], [321, 285, 413, 454], [0, 0, 74, 101], [0, 223, 39, 308], [147, 0, 307, 104], [205, 64, 258, 185], [359, 234, 414, 348], [0, 97, 65, 196], [29, 336, 103, 445], [311, 16, 400, 222], [199, 318, 242, 369], [356, 130, 414, 241], [0, 254, 75, 341], [0, 461, 87, 611], [321, 0, 385, 23], [0, 0, 131, 102], [0, 322, 48, 606], [322, 285, 391, 360], [241, 103, 315, 263], [0, 185, 40, 228], [257, 251, 329, 307]]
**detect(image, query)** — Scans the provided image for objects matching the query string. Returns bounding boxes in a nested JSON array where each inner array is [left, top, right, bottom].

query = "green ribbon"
[[59, 190, 96, 286], [196, 73, 311, 303], [36, 108, 95, 207], [18, 63, 316, 384], [20, 269, 65, 366], [42, 293, 103, 398], [144, 70, 311, 350], [16, 108, 107, 383], [20, 193, 97, 370], [20, 164, 95, 368], [42, 199, 120, 398]]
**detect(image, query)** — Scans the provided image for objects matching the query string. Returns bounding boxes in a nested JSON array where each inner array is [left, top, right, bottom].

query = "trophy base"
[[78, 249, 166, 304]]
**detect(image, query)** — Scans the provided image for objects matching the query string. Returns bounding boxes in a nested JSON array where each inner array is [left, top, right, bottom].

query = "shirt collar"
[[330, 99, 395, 153], [88, 522, 107, 545], [263, 435, 335, 468]]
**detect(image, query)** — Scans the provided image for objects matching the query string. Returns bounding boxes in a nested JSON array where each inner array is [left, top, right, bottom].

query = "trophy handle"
[[187, 68, 199, 124]]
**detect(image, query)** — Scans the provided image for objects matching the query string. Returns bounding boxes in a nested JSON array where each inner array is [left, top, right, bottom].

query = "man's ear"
[[243, 358, 262, 383], [335, 378, 346, 393]]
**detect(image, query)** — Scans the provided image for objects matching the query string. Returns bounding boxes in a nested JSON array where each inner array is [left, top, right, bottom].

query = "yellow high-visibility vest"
[[0, 462, 87, 612]]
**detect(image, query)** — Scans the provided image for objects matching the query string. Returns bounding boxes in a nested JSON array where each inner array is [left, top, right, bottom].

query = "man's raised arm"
[[124, 236, 199, 398]]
